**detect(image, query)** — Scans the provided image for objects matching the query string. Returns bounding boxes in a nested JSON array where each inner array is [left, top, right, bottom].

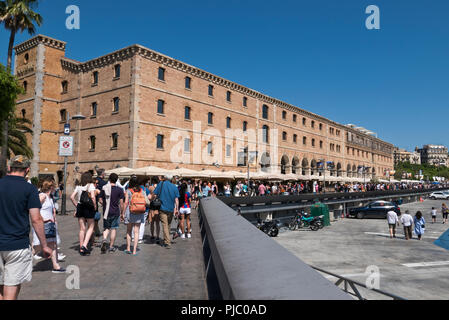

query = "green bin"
[[310, 202, 330, 227]]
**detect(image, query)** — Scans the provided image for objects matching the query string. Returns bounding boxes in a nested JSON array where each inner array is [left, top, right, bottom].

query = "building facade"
[[416, 145, 448, 166], [14, 35, 394, 185], [393, 147, 421, 165]]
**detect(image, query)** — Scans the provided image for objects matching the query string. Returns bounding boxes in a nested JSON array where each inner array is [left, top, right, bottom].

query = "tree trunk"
[[1, 29, 16, 177]]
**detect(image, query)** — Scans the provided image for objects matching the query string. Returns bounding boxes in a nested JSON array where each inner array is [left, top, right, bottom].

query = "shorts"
[[149, 202, 160, 211], [103, 215, 120, 230], [94, 211, 102, 221], [179, 207, 191, 215], [444, 213, 448, 219], [0, 247, 33, 286], [76, 204, 96, 220], [388, 224, 396, 230], [125, 212, 145, 224]]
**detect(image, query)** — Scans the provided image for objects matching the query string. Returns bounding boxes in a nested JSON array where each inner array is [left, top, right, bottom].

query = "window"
[[319, 123, 323, 131], [23, 81, 27, 93], [336, 129, 340, 137], [61, 81, 68, 94], [113, 97, 120, 113], [226, 144, 231, 157], [293, 114, 297, 123], [243, 121, 248, 132], [158, 67, 165, 81], [226, 91, 232, 102], [243, 97, 248, 107], [21, 109, 26, 119], [262, 105, 269, 119], [282, 111, 287, 120], [60, 109, 67, 122], [302, 117, 306, 126], [226, 117, 231, 129], [91, 102, 97, 117], [208, 85, 214, 97], [293, 134, 297, 143], [208, 112, 213, 125], [303, 136, 307, 145], [24, 53, 29, 64], [111, 133, 118, 149], [157, 134, 164, 149], [92, 71, 99, 85], [262, 125, 269, 143], [89, 136, 96, 151], [320, 140, 323, 149], [282, 131, 287, 141], [114, 64, 120, 78], [184, 106, 191, 120], [312, 138, 315, 147], [311, 121, 315, 128], [207, 142, 213, 155], [157, 99, 165, 114], [184, 138, 191, 153], [185, 76, 191, 89]]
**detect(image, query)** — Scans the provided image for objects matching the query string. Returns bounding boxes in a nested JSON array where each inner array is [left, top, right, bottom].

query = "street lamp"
[[61, 111, 86, 215]]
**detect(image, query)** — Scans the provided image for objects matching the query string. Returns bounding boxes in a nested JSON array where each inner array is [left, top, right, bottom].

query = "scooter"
[[289, 210, 323, 231], [256, 218, 282, 237]]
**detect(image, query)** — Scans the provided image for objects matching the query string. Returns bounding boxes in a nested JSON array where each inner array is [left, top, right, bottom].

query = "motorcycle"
[[288, 210, 323, 231], [256, 218, 282, 237]]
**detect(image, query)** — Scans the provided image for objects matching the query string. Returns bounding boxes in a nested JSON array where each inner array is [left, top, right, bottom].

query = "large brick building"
[[13, 35, 394, 185]]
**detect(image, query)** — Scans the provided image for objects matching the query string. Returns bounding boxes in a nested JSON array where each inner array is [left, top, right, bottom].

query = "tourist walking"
[[414, 211, 426, 240], [124, 176, 147, 255], [0, 156, 52, 300], [70, 172, 97, 256], [387, 209, 399, 238], [94, 168, 107, 237], [431, 207, 437, 223], [178, 183, 192, 239], [32, 180, 66, 273], [99, 173, 125, 253], [400, 210, 414, 240], [152, 175, 180, 249], [148, 180, 161, 244], [442, 203, 448, 224]]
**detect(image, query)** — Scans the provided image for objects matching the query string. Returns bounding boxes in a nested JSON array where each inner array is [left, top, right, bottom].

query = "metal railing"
[[310, 266, 406, 300]]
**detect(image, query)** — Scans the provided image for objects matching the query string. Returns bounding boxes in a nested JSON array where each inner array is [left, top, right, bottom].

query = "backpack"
[[129, 189, 146, 214], [80, 186, 94, 208]]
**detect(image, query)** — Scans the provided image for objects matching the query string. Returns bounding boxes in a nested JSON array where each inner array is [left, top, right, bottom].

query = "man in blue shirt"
[[0, 156, 52, 300], [152, 175, 179, 249]]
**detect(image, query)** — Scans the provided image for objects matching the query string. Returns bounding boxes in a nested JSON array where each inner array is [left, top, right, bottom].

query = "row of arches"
[[262, 153, 377, 178]]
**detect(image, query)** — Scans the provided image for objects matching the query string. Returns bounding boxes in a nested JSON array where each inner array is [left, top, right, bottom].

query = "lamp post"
[[60, 111, 86, 215]]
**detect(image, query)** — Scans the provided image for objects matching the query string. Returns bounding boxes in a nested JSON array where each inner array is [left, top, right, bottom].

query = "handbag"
[[80, 187, 95, 208], [152, 181, 164, 209], [44, 222, 57, 239]]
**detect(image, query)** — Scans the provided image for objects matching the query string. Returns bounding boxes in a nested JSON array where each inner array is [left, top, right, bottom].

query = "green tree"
[[0, 114, 33, 158], [0, 63, 20, 118], [0, 0, 43, 176]]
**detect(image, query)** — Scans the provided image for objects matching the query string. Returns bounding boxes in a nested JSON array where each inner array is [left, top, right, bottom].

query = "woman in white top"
[[70, 172, 97, 256], [35, 181, 66, 273]]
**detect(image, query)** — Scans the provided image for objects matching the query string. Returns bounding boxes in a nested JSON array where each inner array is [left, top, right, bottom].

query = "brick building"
[[13, 35, 394, 186]]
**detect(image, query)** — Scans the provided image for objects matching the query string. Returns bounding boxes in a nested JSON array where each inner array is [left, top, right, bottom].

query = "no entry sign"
[[59, 136, 74, 156]]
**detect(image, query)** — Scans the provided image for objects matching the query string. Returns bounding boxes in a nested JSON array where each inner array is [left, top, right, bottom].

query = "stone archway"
[[310, 159, 317, 176], [280, 154, 290, 175], [337, 163, 342, 177], [301, 158, 309, 175], [291, 156, 300, 174]]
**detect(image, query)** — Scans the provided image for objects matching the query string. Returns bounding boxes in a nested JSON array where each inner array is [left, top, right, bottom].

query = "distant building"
[[416, 145, 448, 166], [393, 147, 421, 166]]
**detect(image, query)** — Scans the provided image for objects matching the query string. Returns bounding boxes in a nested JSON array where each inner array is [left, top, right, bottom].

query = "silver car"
[[429, 191, 449, 200]]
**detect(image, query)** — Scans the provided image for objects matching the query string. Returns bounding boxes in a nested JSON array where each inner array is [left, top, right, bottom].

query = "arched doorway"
[[337, 163, 342, 177], [352, 165, 357, 177], [280, 155, 290, 175], [291, 156, 299, 174], [260, 152, 271, 173], [310, 159, 317, 176], [301, 158, 309, 176], [347, 164, 351, 178]]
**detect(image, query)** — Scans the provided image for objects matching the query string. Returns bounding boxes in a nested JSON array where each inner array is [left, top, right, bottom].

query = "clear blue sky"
[[1, 0, 448, 151]]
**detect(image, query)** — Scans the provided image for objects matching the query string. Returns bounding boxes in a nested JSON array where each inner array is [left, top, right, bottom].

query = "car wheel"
[[431, 197, 436, 200], [357, 212, 364, 219]]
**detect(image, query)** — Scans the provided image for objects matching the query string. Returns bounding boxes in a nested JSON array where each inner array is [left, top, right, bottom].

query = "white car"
[[429, 191, 449, 200]]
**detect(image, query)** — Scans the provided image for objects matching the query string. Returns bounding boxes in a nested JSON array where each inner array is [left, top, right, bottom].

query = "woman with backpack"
[[70, 172, 97, 256], [124, 176, 147, 255]]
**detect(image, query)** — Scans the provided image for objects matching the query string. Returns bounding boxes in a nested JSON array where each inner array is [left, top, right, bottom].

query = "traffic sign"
[[59, 136, 74, 156], [64, 123, 70, 135]]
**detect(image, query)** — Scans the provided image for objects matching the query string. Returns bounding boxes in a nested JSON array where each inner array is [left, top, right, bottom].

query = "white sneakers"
[[181, 234, 186, 239], [187, 233, 192, 239]]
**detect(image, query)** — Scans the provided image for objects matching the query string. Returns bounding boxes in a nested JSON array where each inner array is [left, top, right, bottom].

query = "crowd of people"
[[1, 154, 448, 300]]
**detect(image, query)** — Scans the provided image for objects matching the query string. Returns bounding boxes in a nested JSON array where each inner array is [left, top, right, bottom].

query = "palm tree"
[[0, 113, 33, 158], [0, 0, 42, 175]]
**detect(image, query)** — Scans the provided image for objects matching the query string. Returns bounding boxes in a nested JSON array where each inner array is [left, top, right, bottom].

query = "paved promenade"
[[20, 207, 208, 300]]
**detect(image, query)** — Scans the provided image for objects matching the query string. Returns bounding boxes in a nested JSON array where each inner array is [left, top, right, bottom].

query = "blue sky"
[[1, 0, 448, 151]]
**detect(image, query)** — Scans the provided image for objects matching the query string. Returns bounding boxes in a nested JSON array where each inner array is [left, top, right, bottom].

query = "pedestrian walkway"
[[20, 208, 208, 300]]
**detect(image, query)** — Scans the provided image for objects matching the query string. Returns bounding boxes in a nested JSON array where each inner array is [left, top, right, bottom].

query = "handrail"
[[198, 197, 352, 300], [310, 266, 406, 300]]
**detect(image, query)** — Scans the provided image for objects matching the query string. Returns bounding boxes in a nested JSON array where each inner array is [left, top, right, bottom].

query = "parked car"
[[429, 191, 449, 200], [349, 200, 401, 219]]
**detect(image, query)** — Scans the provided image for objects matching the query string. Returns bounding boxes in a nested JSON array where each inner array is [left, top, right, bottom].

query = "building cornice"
[[14, 34, 66, 54]]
